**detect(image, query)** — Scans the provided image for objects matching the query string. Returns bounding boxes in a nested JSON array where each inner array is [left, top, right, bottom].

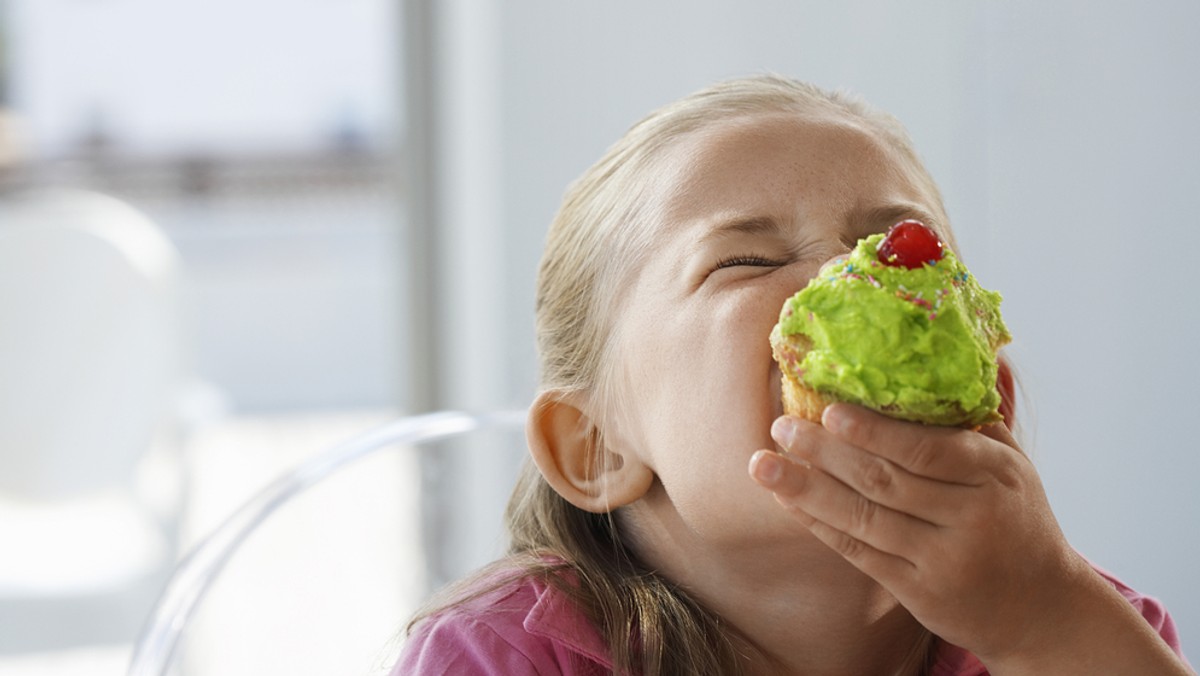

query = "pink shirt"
[[394, 563, 1188, 675]]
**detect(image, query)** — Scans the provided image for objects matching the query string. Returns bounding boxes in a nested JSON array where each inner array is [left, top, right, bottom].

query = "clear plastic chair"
[[127, 409, 526, 676]]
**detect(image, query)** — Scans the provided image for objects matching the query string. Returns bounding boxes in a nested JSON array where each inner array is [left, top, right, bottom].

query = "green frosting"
[[776, 233, 1011, 426]]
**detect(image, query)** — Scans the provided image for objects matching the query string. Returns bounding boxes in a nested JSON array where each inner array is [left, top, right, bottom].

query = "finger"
[[772, 416, 973, 526], [820, 404, 992, 484], [802, 516, 916, 593], [749, 450, 934, 560]]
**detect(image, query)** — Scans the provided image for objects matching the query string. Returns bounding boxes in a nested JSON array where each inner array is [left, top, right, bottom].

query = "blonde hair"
[[412, 74, 949, 675]]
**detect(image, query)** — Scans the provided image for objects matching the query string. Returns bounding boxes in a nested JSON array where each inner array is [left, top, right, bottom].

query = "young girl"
[[395, 75, 1192, 675]]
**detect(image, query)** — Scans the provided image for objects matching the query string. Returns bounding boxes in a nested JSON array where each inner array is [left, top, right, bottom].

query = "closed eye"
[[712, 254, 786, 271]]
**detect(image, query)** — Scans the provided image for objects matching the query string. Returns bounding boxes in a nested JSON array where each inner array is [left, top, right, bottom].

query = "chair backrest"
[[0, 189, 181, 499], [126, 409, 526, 676]]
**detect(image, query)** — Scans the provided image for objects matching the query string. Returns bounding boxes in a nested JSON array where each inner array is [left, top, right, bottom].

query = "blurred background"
[[0, 1, 1196, 674]]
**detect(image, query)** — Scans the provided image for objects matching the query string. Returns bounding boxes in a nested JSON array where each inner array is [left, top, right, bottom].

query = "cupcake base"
[[780, 371, 833, 423]]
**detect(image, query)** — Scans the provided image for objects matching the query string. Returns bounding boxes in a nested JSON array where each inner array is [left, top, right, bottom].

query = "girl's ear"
[[526, 390, 654, 514], [997, 354, 1016, 431]]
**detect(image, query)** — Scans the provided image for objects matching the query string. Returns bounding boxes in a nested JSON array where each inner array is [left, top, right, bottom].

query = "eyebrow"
[[851, 203, 942, 232], [690, 203, 943, 252], [696, 215, 787, 245]]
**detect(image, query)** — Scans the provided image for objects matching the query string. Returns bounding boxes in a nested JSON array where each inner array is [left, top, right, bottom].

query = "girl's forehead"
[[643, 112, 930, 235]]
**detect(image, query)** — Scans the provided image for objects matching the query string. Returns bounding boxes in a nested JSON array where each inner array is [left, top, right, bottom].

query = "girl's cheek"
[[780, 258, 826, 291], [711, 288, 773, 333], [727, 275, 807, 325]]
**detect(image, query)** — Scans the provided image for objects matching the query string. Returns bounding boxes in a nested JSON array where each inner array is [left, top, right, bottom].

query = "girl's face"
[[610, 111, 946, 556]]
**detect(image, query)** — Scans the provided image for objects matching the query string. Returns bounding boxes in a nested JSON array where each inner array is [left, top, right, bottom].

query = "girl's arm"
[[751, 404, 1194, 675], [981, 556, 1191, 675]]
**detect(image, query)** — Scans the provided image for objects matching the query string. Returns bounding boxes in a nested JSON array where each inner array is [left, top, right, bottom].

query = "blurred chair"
[[0, 190, 190, 653], [127, 409, 525, 676]]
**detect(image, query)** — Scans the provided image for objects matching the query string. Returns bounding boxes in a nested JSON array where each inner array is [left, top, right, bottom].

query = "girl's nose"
[[817, 254, 848, 276], [780, 251, 846, 292]]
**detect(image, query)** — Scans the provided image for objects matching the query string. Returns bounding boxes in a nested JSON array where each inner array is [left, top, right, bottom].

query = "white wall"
[[981, 0, 1200, 652], [433, 0, 1199, 656]]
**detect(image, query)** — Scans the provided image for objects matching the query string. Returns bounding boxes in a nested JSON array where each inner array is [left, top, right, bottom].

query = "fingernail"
[[750, 450, 783, 485], [771, 416, 799, 449], [821, 405, 846, 434]]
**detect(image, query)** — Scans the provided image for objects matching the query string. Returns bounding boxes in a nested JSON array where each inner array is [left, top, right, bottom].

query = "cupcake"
[[770, 220, 1011, 427]]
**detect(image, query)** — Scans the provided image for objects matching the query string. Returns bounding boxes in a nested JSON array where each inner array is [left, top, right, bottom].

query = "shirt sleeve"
[[391, 614, 546, 676]]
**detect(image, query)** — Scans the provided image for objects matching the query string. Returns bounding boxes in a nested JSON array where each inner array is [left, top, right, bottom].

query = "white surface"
[[0, 492, 166, 596], [0, 645, 130, 676], [0, 190, 183, 654], [0, 410, 420, 676], [0, 191, 181, 497]]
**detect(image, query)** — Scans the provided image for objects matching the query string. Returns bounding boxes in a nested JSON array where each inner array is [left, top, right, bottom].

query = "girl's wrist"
[[981, 552, 1191, 676]]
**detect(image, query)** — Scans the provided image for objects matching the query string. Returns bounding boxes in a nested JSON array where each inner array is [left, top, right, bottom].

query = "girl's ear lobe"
[[526, 390, 654, 514]]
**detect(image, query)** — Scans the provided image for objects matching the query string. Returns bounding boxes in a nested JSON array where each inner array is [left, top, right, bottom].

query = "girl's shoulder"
[[393, 560, 611, 676]]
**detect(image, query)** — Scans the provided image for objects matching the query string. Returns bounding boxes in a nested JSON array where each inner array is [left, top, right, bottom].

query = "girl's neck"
[[691, 550, 929, 676], [621, 491, 931, 675]]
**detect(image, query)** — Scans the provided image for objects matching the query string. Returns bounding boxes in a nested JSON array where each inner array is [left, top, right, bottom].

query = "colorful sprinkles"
[[807, 252, 969, 324]]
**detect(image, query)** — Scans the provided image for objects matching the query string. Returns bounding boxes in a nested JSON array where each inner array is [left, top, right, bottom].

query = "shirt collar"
[[522, 577, 614, 670], [930, 640, 987, 676]]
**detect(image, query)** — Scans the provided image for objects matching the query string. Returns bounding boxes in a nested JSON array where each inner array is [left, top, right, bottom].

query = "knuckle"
[[833, 531, 867, 560], [859, 459, 894, 496], [904, 435, 939, 474], [849, 496, 879, 534], [991, 452, 1027, 489]]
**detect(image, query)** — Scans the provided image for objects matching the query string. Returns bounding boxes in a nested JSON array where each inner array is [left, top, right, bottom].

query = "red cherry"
[[876, 220, 944, 269]]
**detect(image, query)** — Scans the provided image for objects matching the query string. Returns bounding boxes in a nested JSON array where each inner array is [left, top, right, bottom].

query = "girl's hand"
[[749, 404, 1193, 674]]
